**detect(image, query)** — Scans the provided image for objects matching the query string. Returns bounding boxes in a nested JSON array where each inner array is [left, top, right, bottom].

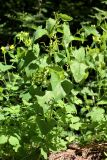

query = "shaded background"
[[0, 0, 106, 45]]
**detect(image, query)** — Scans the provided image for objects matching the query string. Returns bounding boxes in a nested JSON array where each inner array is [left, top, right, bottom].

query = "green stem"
[[4, 53, 11, 83], [65, 47, 71, 68]]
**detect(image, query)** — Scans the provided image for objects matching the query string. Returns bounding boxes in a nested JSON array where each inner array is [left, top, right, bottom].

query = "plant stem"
[[65, 47, 71, 69], [3, 53, 11, 83]]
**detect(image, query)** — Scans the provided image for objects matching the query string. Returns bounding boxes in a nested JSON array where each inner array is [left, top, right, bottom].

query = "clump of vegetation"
[[1, 8, 107, 159]]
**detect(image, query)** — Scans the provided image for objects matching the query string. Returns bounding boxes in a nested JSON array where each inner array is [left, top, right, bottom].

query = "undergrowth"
[[1, 10, 107, 159]]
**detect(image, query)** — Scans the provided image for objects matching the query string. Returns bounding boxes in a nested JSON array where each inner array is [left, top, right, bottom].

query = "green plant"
[[1, 11, 107, 159]]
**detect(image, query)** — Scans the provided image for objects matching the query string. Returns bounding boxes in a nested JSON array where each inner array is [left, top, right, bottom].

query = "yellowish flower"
[[10, 45, 15, 50], [25, 38, 32, 47], [1, 46, 6, 54], [93, 36, 101, 43]]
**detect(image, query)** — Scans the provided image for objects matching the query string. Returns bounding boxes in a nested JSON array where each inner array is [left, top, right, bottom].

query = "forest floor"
[[48, 142, 107, 160]]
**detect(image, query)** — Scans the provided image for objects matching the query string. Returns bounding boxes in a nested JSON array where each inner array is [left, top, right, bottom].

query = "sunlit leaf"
[[97, 97, 107, 105], [70, 61, 88, 83], [0, 63, 13, 72], [46, 18, 56, 35], [87, 107, 105, 122], [84, 26, 100, 37], [62, 23, 72, 47], [58, 13, 73, 21], [73, 47, 85, 62], [0, 135, 8, 144], [41, 148, 47, 159], [33, 26, 48, 41], [9, 136, 20, 146], [65, 104, 77, 114]]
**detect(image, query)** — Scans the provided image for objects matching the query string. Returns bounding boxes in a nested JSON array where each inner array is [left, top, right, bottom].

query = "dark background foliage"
[[0, 0, 106, 45]]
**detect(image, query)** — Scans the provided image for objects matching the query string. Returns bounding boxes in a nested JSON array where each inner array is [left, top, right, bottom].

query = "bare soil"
[[48, 142, 107, 160]]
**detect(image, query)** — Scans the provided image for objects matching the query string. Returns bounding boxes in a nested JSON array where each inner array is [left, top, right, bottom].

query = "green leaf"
[[0, 135, 8, 144], [9, 136, 20, 146], [71, 36, 85, 42], [50, 69, 64, 90], [50, 70, 66, 100], [70, 122, 81, 130], [84, 26, 100, 37], [6, 83, 19, 91], [33, 26, 47, 41], [86, 107, 105, 122], [62, 23, 72, 47], [13, 145, 20, 152], [97, 97, 107, 105], [32, 43, 40, 57], [50, 66, 63, 72], [65, 104, 77, 114], [20, 92, 31, 101], [0, 63, 13, 72], [71, 116, 80, 123], [71, 89, 80, 96], [37, 91, 53, 107], [17, 47, 27, 59], [53, 83, 66, 100], [61, 80, 72, 94], [73, 47, 85, 62], [46, 18, 56, 35], [69, 116, 81, 130], [70, 61, 88, 83], [36, 116, 55, 135], [25, 61, 38, 78], [41, 148, 47, 159], [4, 105, 20, 115], [72, 96, 83, 105], [66, 135, 75, 142], [81, 87, 94, 96], [0, 87, 3, 93], [58, 13, 73, 21], [0, 114, 5, 120]]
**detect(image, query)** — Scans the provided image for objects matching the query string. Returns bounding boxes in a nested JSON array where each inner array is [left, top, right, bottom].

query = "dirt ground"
[[48, 142, 107, 160]]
